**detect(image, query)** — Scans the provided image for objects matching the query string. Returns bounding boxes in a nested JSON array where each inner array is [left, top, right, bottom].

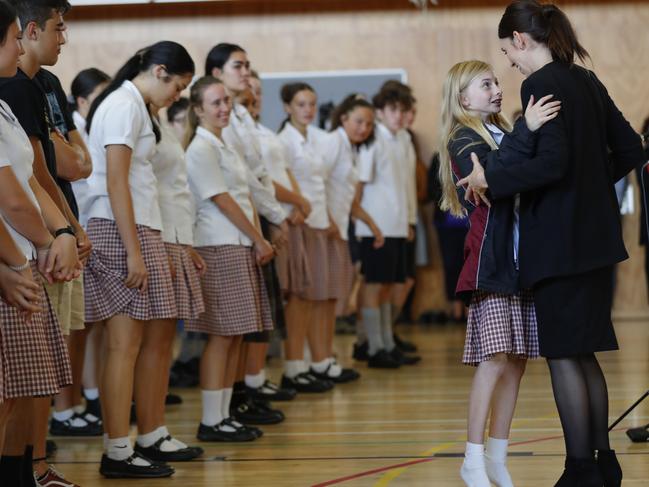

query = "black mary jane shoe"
[[281, 372, 333, 393], [196, 419, 258, 442], [310, 363, 361, 384], [99, 452, 175, 479], [246, 380, 297, 402], [231, 395, 285, 425], [134, 436, 204, 462]]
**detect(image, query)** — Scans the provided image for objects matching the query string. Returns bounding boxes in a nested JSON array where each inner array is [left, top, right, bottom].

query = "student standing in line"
[[459, 2, 646, 485], [278, 82, 342, 392], [184, 76, 274, 442], [69, 67, 111, 425], [440, 60, 560, 487], [206, 43, 293, 421], [0, 3, 78, 484], [354, 85, 419, 369], [83, 41, 194, 478]]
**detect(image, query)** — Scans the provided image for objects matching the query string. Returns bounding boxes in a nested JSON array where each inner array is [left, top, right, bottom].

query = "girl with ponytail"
[[82, 40, 194, 478], [457, 2, 646, 485], [439, 59, 560, 487], [184, 76, 275, 443]]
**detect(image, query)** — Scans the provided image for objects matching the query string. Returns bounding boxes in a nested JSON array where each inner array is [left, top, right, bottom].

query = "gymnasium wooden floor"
[[54, 319, 649, 486]]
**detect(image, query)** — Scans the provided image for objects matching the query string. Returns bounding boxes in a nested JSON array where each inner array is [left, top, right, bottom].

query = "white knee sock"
[[460, 442, 490, 487], [362, 307, 383, 355], [380, 303, 396, 351], [201, 389, 224, 427], [485, 437, 513, 487]]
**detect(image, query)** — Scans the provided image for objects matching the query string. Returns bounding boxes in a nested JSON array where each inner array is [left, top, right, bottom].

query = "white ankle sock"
[[460, 442, 490, 487], [72, 405, 85, 415], [380, 303, 396, 351], [84, 388, 99, 400], [106, 437, 134, 461], [485, 437, 513, 487], [245, 370, 265, 389], [327, 358, 342, 377], [311, 359, 330, 374], [158, 426, 188, 450], [52, 409, 74, 422], [201, 389, 224, 427], [362, 307, 383, 355], [284, 360, 303, 379], [137, 428, 164, 448], [221, 388, 233, 419], [103, 433, 109, 450]]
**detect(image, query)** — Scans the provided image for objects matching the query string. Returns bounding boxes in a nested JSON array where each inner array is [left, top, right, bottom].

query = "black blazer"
[[485, 61, 645, 288]]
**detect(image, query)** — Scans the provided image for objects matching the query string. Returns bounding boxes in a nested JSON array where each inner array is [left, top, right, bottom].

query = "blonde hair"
[[183, 75, 223, 149], [438, 60, 512, 216]]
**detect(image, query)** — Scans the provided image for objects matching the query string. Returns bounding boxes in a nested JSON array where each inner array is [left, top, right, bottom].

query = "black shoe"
[[597, 449, 622, 487], [49, 415, 103, 437], [83, 396, 102, 420], [245, 380, 296, 402], [281, 372, 334, 393], [626, 425, 649, 442], [231, 396, 285, 425], [165, 393, 183, 405], [310, 363, 361, 384], [99, 453, 175, 478], [555, 457, 604, 487], [78, 409, 102, 428], [196, 420, 258, 442], [134, 436, 203, 462], [45, 440, 57, 458], [393, 333, 418, 353], [367, 349, 401, 369], [352, 341, 369, 361], [390, 347, 421, 365]]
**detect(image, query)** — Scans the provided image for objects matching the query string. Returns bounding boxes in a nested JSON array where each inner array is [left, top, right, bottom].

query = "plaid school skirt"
[[186, 245, 273, 337], [164, 243, 205, 320], [327, 237, 354, 301], [462, 290, 540, 366], [300, 227, 340, 302], [275, 223, 312, 297], [83, 218, 177, 323], [0, 262, 72, 400]]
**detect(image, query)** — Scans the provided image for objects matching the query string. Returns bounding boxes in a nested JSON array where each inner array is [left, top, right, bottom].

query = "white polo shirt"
[[278, 123, 329, 230], [255, 122, 295, 215], [84, 80, 162, 230], [399, 129, 418, 226], [222, 103, 285, 225], [321, 127, 359, 241], [152, 120, 194, 245], [186, 126, 255, 247], [71, 111, 90, 227], [356, 123, 409, 238], [0, 100, 40, 259]]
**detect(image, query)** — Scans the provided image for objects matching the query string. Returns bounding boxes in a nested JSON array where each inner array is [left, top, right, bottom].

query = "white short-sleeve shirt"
[[84, 80, 162, 230], [71, 111, 90, 227], [255, 122, 294, 215], [320, 127, 359, 241], [356, 123, 408, 238], [152, 120, 194, 245], [186, 126, 255, 247], [0, 100, 41, 259], [278, 123, 329, 229]]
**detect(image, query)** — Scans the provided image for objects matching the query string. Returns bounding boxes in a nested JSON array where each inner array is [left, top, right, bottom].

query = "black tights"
[[547, 353, 611, 459]]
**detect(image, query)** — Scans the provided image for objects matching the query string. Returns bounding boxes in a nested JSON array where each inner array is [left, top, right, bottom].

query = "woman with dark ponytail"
[[458, 2, 645, 485], [82, 41, 194, 478]]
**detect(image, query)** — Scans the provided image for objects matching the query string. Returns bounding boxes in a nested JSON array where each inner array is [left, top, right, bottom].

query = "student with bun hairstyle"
[[83, 40, 194, 478]]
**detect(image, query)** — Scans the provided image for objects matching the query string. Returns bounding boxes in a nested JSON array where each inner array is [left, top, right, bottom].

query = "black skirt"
[[532, 266, 618, 358]]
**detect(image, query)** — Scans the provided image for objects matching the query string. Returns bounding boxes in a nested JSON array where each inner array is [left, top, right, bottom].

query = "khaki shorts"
[[43, 273, 85, 336]]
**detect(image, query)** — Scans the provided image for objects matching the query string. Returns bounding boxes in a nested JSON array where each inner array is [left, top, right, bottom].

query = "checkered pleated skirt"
[[164, 243, 205, 320], [301, 226, 337, 301], [83, 218, 177, 323], [327, 238, 354, 301], [462, 289, 540, 366], [185, 245, 273, 336], [0, 262, 72, 400], [275, 223, 312, 297]]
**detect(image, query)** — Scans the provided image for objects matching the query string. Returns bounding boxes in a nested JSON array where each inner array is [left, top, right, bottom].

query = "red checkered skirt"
[[327, 237, 354, 301], [185, 245, 273, 336], [463, 289, 539, 366], [0, 262, 72, 400], [164, 243, 205, 320], [275, 224, 312, 296], [300, 226, 337, 301], [84, 218, 177, 322]]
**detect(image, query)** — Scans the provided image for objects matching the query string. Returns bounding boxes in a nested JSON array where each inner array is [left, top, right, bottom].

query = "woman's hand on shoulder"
[[524, 94, 562, 132]]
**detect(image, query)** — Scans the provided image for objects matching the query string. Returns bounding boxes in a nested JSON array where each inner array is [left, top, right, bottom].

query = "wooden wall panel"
[[53, 2, 649, 314]]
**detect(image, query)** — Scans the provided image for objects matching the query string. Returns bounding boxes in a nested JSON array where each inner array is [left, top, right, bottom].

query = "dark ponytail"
[[498, 1, 589, 65], [204, 42, 245, 76], [0, 0, 16, 46], [330, 94, 375, 146], [86, 40, 195, 142], [278, 82, 315, 132]]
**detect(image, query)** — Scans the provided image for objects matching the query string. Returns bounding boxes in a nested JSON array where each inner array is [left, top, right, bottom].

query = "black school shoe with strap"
[[99, 452, 175, 479], [134, 436, 204, 462], [390, 347, 421, 365], [196, 419, 258, 442], [231, 394, 285, 425], [310, 362, 361, 384], [281, 372, 334, 393], [49, 415, 103, 437], [245, 380, 296, 402]]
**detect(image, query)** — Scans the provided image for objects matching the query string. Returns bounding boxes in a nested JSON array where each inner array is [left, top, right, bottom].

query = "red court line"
[[312, 428, 626, 486]]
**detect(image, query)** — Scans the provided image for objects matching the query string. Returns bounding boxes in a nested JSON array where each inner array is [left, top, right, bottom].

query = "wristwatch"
[[54, 226, 76, 238]]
